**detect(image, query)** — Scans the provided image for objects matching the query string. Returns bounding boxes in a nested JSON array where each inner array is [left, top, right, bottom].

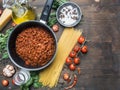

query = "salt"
[[59, 5, 79, 26], [13, 69, 30, 86]]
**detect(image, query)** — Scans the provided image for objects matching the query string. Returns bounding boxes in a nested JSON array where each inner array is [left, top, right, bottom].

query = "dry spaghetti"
[[39, 28, 82, 87]]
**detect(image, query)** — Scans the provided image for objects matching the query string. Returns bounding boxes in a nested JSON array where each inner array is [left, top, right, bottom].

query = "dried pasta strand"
[[39, 28, 82, 87]]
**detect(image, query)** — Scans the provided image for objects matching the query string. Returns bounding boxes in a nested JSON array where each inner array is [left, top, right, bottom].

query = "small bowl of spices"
[[56, 2, 82, 27]]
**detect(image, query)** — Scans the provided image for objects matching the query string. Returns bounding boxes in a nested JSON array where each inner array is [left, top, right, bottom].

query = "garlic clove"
[[6, 73, 12, 77], [6, 65, 10, 68], [11, 69, 15, 74], [3, 72, 7, 76], [9, 66, 14, 71]]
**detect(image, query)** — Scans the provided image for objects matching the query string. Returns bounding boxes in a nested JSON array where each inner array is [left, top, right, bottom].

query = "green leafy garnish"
[[48, 12, 57, 27], [48, 0, 69, 27], [52, 0, 69, 9], [0, 28, 13, 60]]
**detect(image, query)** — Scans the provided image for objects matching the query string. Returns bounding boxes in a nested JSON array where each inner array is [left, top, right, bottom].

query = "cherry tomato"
[[73, 45, 81, 52], [12, 79, 15, 85], [66, 57, 72, 65], [69, 51, 76, 58], [81, 45, 88, 53], [2, 80, 9, 87], [63, 73, 70, 81], [78, 36, 85, 44], [52, 24, 59, 32], [69, 64, 76, 71], [74, 57, 80, 65]]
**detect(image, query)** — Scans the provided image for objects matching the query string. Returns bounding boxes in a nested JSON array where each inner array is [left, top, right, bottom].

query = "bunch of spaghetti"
[[39, 28, 82, 87]]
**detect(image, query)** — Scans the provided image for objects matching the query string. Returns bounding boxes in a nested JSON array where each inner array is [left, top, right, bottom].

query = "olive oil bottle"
[[3, 0, 36, 24]]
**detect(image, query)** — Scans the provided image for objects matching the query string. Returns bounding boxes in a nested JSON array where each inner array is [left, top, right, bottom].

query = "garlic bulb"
[[3, 65, 16, 77]]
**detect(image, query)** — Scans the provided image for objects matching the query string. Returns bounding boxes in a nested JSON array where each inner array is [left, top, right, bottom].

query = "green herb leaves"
[[0, 28, 13, 60], [48, 0, 69, 27], [52, 0, 69, 9]]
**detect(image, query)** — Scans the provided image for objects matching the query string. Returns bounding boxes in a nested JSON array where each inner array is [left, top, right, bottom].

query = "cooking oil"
[[12, 5, 36, 24], [2, 0, 36, 24]]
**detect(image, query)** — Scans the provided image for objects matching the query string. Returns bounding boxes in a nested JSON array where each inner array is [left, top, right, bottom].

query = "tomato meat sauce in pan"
[[7, 0, 57, 71], [16, 27, 55, 67]]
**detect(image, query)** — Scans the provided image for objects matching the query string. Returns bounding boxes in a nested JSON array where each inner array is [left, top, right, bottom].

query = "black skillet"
[[7, 0, 57, 71]]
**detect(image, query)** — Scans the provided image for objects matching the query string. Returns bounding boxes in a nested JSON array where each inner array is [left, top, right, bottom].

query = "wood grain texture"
[[0, 0, 120, 90]]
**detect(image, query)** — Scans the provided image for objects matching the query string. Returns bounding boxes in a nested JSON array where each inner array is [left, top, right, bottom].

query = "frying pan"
[[7, 0, 57, 71]]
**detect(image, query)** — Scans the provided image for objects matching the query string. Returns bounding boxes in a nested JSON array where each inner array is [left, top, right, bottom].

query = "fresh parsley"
[[48, 0, 69, 27], [0, 28, 13, 60]]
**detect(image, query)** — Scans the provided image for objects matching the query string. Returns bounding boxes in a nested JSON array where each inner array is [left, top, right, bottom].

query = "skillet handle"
[[40, 0, 54, 24]]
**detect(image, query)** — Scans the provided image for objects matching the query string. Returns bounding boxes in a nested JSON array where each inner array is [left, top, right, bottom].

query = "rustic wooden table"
[[0, 0, 120, 90]]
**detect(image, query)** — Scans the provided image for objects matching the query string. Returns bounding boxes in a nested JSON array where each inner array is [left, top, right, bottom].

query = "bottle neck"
[[2, 0, 15, 8], [2, 0, 29, 8], [18, 0, 29, 6]]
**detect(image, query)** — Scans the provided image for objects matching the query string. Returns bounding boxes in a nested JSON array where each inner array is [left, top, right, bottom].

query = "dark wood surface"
[[0, 0, 120, 90]]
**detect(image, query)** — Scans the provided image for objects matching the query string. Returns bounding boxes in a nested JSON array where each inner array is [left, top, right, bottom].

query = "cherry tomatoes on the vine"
[[69, 51, 77, 58], [66, 57, 72, 65], [73, 45, 81, 52], [69, 64, 76, 71], [74, 57, 80, 65], [78, 36, 85, 44], [81, 45, 88, 53]]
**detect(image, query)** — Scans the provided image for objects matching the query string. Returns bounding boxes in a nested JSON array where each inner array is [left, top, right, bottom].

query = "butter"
[[0, 8, 12, 31]]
